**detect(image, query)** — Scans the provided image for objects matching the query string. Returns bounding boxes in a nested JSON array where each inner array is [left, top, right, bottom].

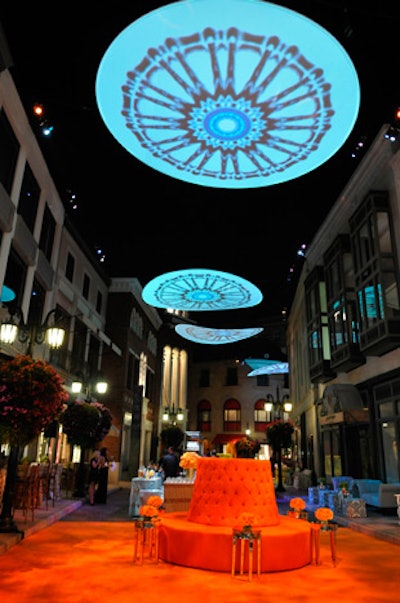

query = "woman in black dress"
[[94, 447, 109, 504], [88, 450, 100, 505]]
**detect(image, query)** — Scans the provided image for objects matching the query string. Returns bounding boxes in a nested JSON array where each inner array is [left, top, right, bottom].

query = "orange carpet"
[[0, 521, 399, 602]]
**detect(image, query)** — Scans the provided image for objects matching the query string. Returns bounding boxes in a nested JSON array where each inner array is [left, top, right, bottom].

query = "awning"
[[212, 433, 246, 445]]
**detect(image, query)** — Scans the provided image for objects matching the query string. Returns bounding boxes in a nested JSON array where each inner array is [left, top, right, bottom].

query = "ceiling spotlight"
[[384, 126, 400, 143]]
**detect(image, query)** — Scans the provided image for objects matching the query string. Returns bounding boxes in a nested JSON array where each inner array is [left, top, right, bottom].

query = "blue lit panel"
[[245, 358, 288, 375], [0, 286, 16, 302], [176, 324, 263, 344], [96, 0, 360, 189], [142, 269, 263, 311]]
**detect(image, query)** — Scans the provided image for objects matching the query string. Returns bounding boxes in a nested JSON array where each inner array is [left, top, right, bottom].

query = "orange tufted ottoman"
[[159, 458, 312, 573]]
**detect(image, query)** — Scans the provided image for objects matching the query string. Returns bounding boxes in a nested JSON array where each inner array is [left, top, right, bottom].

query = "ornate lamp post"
[[0, 307, 66, 355], [61, 370, 110, 497], [161, 403, 185, 426], [265, 388, 294, 493]]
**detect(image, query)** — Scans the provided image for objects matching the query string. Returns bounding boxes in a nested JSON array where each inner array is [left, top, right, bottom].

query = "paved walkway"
[[1, 483, 399, 555]]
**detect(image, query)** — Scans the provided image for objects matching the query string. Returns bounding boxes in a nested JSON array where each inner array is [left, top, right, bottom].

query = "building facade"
[[287, 125, 400, 485]]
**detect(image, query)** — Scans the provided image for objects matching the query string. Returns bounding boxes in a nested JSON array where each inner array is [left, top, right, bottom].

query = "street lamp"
[[0, 308, 65, 355], [264, 388, 293, 417], [265, 387, 293, 493], [71, 371, 108, 401], [162, 403, 185, 425]]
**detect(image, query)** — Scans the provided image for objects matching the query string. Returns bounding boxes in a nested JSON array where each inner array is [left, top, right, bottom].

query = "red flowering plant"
[[59, 400, 112, 450], [0, 355, 69, 447], [265, 420, 294, 453]]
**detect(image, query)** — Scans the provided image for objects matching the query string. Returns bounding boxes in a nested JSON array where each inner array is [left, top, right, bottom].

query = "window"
[[254, 399, 269, 432], [304, 266, 336, 383], [225, 367, 238, 386], [39, 205, 56, 262], [4, 246, 27, 306], [223, 398, 241, 431], [350, 191, 400, 355], [197, 399, 211, 432], [0, 108, 19, 194], [323, 234, 364, 372], [96, 290, 103, 314], [199, 368, 210, 387], [18, 162, 40, 233], [65, 252, 75, 282], [82, 273, 90, 300], [256, 374, 270, 387]]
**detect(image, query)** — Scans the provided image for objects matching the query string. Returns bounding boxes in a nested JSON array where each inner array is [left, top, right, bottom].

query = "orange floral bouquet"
[[139, 495, 164, 520], [289, 497, 307, 512], [179, 451, 200, 470], [315, 507, 334, 523]]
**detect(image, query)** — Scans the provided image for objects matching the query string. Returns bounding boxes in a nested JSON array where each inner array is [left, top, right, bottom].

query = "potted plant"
[[0, 355, 68, 533]]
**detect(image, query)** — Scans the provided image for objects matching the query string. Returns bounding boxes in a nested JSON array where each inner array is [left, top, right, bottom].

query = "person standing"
[[159, 446, 180, 480], [94, 447, 109, 504], [88, 450, 100, 505]]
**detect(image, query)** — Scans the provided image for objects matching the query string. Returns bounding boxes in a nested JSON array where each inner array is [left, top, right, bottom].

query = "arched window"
[[254, 398, 269, 432], [223, 398, 241, 432], [197, 399, 211, 432]]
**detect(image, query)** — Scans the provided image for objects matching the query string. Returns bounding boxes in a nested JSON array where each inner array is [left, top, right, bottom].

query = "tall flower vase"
[[186, 468, 195, 480]]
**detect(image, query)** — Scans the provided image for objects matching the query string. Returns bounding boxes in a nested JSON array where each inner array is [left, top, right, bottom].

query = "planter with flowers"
[[288, 497, 308, 520], [179, 451, 200, 480], [233, 437, 261, 458], [314, 506, 334, 528], [0, 355, 69, 533], [59, 399, 113, 497]]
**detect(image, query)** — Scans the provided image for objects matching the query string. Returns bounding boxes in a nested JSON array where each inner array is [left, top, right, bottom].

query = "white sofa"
[[353, 479, 400, 509]]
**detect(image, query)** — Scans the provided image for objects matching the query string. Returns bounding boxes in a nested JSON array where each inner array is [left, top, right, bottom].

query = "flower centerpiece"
[[179, 451, 200, 479], [339, 481, 350, 496], [233, 436, 261, 458], [288, 497, 307, 519], [314, 506, 334, 527], [139, 495, 164, 522]]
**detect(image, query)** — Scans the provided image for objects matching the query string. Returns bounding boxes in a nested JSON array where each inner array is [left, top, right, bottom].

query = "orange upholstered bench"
[[159, 457, 312, 572]]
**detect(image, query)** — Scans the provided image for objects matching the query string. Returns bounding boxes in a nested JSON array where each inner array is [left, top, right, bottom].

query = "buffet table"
[[163, 480, 195, 512], [129, 476, 163, 516]]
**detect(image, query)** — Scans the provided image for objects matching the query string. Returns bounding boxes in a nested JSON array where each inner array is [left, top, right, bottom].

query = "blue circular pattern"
[[142, 269, 263, 311], [204, 108, 251, 140], [96, 0, 360, 189], [175, 324, 264, 345]]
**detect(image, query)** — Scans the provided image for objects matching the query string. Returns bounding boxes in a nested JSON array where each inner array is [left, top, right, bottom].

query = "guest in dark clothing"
[[159, 446, 180, 480], [88, 449, 100, 505], [95, 447, 109, 504]]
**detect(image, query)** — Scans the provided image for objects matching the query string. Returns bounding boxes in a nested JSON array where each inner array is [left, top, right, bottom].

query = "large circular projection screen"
[[142, 269, 263, 311], [96, 0, 360, 189]]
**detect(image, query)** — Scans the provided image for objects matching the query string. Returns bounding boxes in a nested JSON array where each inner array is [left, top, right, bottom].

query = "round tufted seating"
[[187, 457, 279, 526], [159, 458, 312, 573]]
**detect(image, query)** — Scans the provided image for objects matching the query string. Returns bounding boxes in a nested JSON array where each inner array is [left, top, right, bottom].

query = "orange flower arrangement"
[[139, 495, 164, 519], [139, 504, 159, 519], [289, 497, 306, 511], [146, 495, 163, 509], [179, 451, 200, 469], [315, 507, 334, 522]]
